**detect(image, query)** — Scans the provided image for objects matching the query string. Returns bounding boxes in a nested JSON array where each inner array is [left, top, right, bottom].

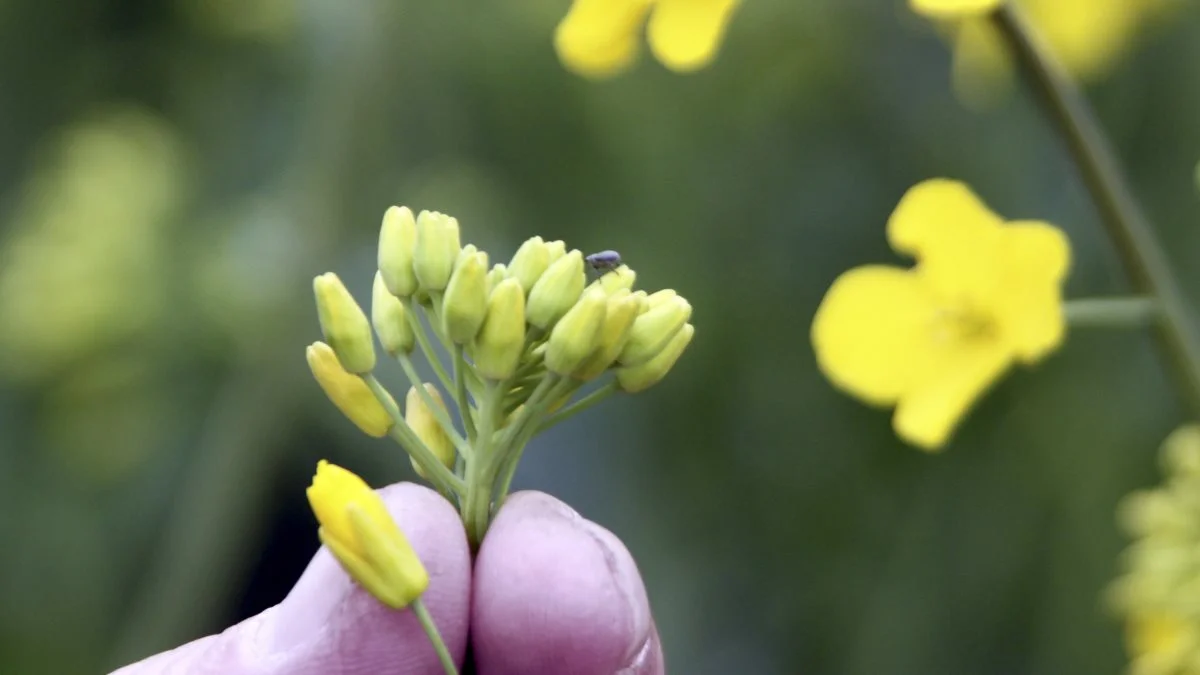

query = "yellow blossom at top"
[[554, 0, 743, 79], [306, 460, 429, 609], [911, 0, 1182, 106], [810, 179, 1070, 450]]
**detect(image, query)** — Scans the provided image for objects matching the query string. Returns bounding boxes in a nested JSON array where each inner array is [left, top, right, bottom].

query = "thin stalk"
[[363, 374, 465, 496], [463, 382, 503, 550], [454, 345, 478, 443], [1065, 296, 1158, 328], [537, 380, 619, 433], [397, 354, 473, 462], [403, 302, 455, 393], [992, 4, 1200, 418], [411, 598, 459, 675], [493, 377, 577, 505]]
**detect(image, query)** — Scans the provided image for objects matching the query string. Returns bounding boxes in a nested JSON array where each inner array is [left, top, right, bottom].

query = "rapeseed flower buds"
[[508, 236, 552, 294], [413, 210, 461, 292], [306, 342, 394, 437], [618, 293, 692, 366], [405, 384, 456, 478], [574, 289, 643, 380], [593, 265, 637, 294], [372, 272, 414, 356], [486, 263, 508, 296], [306, 460, 429, 609], [378, 206, 419, 298], [545, 287, 608, 376], [617, 323, 694, 393], [442, 249, 488, 343], [474, 278, 526, 379], [546, 240, 566, 263], [314, 272, 376, 374], [527, 250, 586, 330]]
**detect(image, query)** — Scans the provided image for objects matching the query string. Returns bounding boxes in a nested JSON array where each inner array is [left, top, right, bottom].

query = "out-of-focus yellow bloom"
[[405, 384, 456, 478], [306, 342, 394, 438], [811, 179, 1070, 450], [554, 0, 743, 79], [306, 460, 429, 609], [912, 0, 1182, 105]]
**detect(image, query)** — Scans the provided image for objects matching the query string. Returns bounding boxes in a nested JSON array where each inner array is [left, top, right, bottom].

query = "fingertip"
[[472, 491, 658, 675]]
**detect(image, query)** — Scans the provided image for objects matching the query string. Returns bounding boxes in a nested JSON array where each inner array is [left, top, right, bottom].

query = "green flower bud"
[[413, 210, 461, 292], [546, 240, 566, 263], [508, 236, 552, 295], [314, 272, 375, 374], [372, 272, 415, 356], [527, 250, 585, 330], [442, 250, 489, 343], [1162, 425, 1200, 478], [574, 289, 644, 380], [405, 384, 456, 479], [378, 206, 419, 297], [596, 265, 637, 294], [545, 287, 608, 376], [617, 294, 692, 367], [644, 289, 678, 311], [486, 263, 508, 296], [617, 323, 694, 393], [474, 278, 526, 380]]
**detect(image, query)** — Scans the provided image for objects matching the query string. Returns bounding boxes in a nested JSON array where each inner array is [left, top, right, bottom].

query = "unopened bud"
[[378, 206, 419, 297], [405, 384, 456, 478], [618, 293, 692, 366], [314, 272, 375, 373], [486, 263, 508, 296], [372, 272, 414, 356], [527, 250, 586, 329], [509, 236, 552, 294], [617, 323, 694, 393], [306, 342, 393, 437], [574, 289, 643, 380], [545, 287, 608, 376], [413, 210, 461, 292], [1162, 425, 1200, 478], [546, 240, 566, 263], [474, 279, 526, 380], [593, 265, 637, 294], [442, 250, 489, 343]]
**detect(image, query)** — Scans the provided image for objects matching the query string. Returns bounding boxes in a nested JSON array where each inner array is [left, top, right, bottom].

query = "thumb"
[[109, 483, 472, 675]]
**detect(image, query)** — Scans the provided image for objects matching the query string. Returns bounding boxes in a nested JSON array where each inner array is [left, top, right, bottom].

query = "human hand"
[[111, 484, 664, 675]]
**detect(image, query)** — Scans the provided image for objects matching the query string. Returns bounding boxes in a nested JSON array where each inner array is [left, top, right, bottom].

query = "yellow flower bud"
[[618, 294, 692, 366], [617, 323, 694, 393], [486, 263, 508, 296], [1162, 425, 1200, 478], [442, 250, 489, 344], [594, 265, 637, 294], [306, 342, 394, 438], [372, 272, 414, 357], [545, 287, 608, 376], [527, 250, 586, 330], [574, 289, 644, 380], [314, 272, 376, 374], [474, 278, 526, 379], [413, 210, 461, 292], [405, 384, 456, 478], [306, 460, 430, 609], [508, 236, 552, 294], [546, 240, 566, 263], [644, 289, 678, 311], [378, 206, 419, 298]]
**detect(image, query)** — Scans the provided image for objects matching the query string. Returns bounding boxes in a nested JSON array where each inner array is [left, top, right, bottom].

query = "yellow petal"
[[811, 266, 939, 406], [646, 0, 742, 72], [554, 0, 653, 79], [893, 339, 1011, 450], [909, 0, 1002, 18], [993, 220, 1071, 362]]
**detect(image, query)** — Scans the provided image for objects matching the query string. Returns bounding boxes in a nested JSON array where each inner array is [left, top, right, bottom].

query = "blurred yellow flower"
[[307, 460, 429, 609], [554, 0, 743, 78], [811, 179, 1070, 450], [912, 0, 1181, 105]]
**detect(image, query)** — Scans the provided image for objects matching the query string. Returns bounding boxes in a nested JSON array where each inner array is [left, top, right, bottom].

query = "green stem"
[[463, 383, 503, 550], [1065, 297, 1158, 328], [411, 598, 459, 675], [491, 376, 573, 507], [403, 302, 455, 393], [397, 354, 473, 462], [537, 380, 619, 433], [992, 5, 1200, 418], [363, 374, 465, 496], [454, 345, 478, 444]]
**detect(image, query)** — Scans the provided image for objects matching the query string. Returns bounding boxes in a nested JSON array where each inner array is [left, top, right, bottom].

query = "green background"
[[1, 1, 1198, 673]]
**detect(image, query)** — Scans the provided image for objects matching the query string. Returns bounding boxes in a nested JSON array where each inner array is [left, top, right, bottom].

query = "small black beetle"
[[585, 250, 622, 273]]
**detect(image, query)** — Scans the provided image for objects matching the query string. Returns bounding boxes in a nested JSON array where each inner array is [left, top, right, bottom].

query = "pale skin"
[[111, 485, 665, 675]]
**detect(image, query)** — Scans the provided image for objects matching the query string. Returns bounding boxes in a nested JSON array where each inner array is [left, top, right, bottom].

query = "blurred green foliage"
[[1, 1, 1199, 674]]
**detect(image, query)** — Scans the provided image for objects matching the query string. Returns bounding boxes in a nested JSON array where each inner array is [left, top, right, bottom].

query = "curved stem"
[[403, 303, 455, 393], [992, 4, 1200, 418], [411, 598, 459, 675], [363, 374, 465, 496], [1065, 297, 1158, 329], [537, 380, 619, 433], [397, 354, 473, 462], [454, 345, 478, 444]]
